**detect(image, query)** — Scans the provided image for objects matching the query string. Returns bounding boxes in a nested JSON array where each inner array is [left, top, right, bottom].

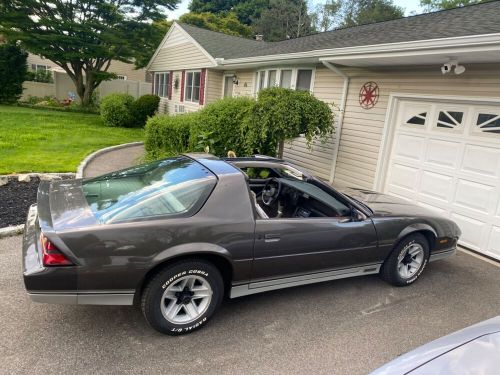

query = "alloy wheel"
[[161, 275, 213, 324]]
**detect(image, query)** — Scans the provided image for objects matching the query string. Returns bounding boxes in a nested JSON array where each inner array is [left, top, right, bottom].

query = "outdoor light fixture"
[[441, 59, 466, 75], [232, 74, 239, 85]]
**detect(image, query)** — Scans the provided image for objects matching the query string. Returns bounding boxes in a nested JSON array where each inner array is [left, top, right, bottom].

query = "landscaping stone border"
[[76, 141, 144, 178], [0, 224, 25, 239], [0, 173, 75, 237]]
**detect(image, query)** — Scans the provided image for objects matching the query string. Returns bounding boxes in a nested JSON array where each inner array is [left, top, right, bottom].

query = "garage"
[[382, 96, 500, 260]]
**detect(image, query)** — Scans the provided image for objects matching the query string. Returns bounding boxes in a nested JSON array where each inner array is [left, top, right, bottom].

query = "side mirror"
[[339, 209, 366, 223]]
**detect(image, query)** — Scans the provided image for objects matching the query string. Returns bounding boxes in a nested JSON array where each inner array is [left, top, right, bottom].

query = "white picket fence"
[[21, 71, 152, 102]]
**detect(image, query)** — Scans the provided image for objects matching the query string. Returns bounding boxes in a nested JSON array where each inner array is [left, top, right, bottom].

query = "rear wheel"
[[380, 233, 430, 287], [141, 260, 224, 335]]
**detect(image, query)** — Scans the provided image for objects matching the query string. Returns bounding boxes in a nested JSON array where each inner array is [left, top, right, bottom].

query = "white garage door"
[[384, 98, 500, 260]]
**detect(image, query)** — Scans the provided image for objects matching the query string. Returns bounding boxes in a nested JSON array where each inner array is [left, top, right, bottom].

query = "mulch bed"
[[0, 178, 40, 227]]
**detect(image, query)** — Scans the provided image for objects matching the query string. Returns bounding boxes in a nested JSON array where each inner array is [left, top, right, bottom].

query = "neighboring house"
[[147, 2, 500, 260], [26, 53, 149, 82]]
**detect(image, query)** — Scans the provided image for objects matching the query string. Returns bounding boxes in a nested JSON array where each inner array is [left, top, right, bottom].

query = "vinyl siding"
[[206, 70, 223, 104], [334, 63, 500, 189], [282, 65, 343, 180], [231, 70, 255, 97], [149, 27, 214, 72]]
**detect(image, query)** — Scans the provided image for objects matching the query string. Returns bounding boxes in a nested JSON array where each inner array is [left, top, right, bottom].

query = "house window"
[[406, 112, 427, 126], [31, 64, 50, 72], [436, 111, 463, 129], [476, 113, 500, 134], [280, 70, 292, 89], [117, 75, 127, 80], [154, 72, 170, 98], [185, 71, 201, 102], [254, 68, 313, 93]]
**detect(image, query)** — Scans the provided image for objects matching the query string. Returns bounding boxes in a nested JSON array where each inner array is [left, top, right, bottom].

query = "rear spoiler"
[[37, 181, 54, 233]]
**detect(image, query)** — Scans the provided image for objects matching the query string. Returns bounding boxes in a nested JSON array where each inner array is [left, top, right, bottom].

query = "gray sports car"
[[22, 154, 461, 335]]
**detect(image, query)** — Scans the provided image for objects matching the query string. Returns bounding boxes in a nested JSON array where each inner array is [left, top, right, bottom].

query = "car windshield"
[[82, 156, 217, 223]]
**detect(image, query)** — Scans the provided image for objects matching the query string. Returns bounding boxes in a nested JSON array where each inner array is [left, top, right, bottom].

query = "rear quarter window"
[[82, 157, 216, 223]]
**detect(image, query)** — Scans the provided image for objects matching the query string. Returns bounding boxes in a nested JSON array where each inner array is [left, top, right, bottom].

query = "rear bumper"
[[22, 204, 78, 293]]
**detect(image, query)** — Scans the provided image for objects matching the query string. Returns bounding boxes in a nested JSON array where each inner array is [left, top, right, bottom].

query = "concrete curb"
[[0, 224, 25, 239], [76, 141, 144, 178]]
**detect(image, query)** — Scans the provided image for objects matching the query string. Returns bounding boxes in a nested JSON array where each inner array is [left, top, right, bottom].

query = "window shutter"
[[152, 73, 155, 94], [199, 69, 206, 105], [168, 71, 173, 100], [180, 70, 185, 102]]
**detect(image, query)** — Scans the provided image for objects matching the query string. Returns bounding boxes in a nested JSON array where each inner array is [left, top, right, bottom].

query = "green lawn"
[[0, 105, 144, 174]]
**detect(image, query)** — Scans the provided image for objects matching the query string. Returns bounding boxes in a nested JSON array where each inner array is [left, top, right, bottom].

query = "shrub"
[[243, 87, 334, 156], [100, 93, 135, 127], [145, 112, 201, 159], [130, 94, 160, 127], [190, 97, 255, 156], [145, 88, 334, 161], [0, 43, 28, 104]]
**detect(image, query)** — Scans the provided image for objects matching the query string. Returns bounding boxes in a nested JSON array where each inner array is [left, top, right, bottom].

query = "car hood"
[[37, 179, 98, 232], [337, 187, 440, 218], [369, 316, 500, 375]]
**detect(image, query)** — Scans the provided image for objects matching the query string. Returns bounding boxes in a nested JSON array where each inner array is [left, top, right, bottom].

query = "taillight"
[[40, 234, 73, 266]]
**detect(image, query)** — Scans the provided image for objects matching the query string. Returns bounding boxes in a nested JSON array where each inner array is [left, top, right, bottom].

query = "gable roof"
[[178, 1, 500, 60]]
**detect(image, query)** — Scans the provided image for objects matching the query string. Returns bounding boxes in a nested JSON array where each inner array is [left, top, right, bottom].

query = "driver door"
[[251, 214, 379, 283]]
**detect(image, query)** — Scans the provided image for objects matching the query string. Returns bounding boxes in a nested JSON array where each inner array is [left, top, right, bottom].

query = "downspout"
[[321, 61, 349, 184]]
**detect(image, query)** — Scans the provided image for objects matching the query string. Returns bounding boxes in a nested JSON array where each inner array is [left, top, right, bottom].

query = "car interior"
[[234, 164, 352, 220]]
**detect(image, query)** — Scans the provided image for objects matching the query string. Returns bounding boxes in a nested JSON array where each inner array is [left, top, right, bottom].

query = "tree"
[[253, 0, 314, 41], [341, 0, 404, 27], [232, 0, 270, 25], [188, 0, 237, 13], [0, 0, 180, 106], [179, 12, 253, 37], [0, 43, 28, 104], [243, 88, 334, 157], [311, 0, 342, 32], [420, 0, 487, 11]]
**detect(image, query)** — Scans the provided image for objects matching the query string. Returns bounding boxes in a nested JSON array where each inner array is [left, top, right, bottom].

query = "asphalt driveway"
[[1, 235, 499, 375]]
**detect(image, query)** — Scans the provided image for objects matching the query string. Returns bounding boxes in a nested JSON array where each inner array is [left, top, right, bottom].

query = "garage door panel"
[[418, 202, 448, 218], [450, 213, 486, 250], [419, 170, 453, 202], [387, 164, 419, 191], [385, 99, 500, 259], [453, 179, 496, 214], [425, 139, 461, 169], [487, 226, 500, 256], [461, 144, 500, 178], [393, 134, 425, 161]]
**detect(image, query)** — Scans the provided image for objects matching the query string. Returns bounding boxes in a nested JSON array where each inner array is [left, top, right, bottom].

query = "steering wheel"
[[261, 178, 281, 206]]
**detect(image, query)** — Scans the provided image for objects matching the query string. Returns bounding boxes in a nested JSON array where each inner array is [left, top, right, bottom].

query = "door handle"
[[264, 233, 281, 242]]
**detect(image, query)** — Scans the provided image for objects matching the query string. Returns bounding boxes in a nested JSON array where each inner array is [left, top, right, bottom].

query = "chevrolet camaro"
[[22, 154, 461, 335]]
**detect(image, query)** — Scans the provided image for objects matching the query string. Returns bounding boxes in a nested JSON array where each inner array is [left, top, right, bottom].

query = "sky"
[[166, 0, 424, 19]]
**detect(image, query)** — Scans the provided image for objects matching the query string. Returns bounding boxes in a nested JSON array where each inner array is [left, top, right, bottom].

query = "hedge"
[[145, 112, 201, 159], [145, 88, 334, 160]]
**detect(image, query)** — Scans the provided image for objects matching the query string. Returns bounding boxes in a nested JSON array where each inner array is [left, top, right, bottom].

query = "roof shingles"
[[179, 1, 500, 60]]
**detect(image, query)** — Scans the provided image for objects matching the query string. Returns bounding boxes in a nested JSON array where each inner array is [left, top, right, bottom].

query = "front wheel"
[[380, 233, 430, 287], [141, 260, 224, 335]]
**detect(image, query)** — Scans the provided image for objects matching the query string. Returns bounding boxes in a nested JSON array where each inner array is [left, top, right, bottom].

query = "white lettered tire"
[[380, 233, 430, 287], [141, 259, 224, 335]]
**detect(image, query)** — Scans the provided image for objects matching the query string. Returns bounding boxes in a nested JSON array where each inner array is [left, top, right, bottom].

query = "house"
[[27, 53, 149, 82], [146, 2, 500, 260]]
